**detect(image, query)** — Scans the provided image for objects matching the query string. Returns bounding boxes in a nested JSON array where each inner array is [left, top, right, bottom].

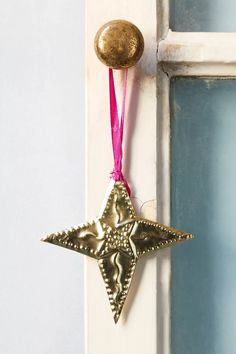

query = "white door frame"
[[85, 1, 236, 354]]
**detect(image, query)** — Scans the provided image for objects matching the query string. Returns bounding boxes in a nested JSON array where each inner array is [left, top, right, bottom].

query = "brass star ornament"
[[42, 181, 193, 323]]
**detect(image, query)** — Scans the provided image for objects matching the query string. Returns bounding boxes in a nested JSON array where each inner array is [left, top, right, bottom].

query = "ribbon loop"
[[109, 68, 130, 195]]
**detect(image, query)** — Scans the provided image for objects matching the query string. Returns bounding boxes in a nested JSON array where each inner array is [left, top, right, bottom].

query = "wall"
[[0, 1, 85, 353]]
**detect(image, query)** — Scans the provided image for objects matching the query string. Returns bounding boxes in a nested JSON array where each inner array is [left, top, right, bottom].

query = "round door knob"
[[94, 20, 144, 69]]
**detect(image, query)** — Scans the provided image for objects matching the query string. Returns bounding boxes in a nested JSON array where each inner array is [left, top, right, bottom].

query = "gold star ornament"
[[42, 181, 193, 323]]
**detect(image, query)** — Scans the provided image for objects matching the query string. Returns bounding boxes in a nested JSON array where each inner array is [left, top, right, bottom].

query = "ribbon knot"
[[109, 68, 131, 195], [110, 169, 122, 181]]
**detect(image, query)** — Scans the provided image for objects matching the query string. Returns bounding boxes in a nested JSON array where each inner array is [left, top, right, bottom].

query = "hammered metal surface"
[[94, 20, 144, 69], [42, 181, 193, 323]]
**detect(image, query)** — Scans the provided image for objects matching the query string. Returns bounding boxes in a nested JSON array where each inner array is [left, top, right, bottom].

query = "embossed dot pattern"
[[42, 181, 193, 323]]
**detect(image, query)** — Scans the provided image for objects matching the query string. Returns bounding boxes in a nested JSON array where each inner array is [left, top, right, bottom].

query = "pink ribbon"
[[109, 68, 131, 195]]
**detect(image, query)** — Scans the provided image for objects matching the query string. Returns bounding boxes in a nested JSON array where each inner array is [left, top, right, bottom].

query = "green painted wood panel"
[[170, 0, 236, 32], [171, 79, 236, 354]]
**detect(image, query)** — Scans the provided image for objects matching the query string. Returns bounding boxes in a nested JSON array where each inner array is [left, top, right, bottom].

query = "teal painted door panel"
[[170, 0, 236, 32], [171, 79, 236, 354]]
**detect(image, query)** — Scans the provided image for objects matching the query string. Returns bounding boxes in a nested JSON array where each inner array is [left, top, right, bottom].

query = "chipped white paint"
[[156, 3, 172, 354], [158, 30, 236, 76], [157, 0, 169, 41], [156, 67, 171, 354]]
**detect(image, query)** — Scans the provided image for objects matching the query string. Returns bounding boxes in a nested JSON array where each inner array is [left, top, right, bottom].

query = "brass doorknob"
[[94, 20, 144, 69]]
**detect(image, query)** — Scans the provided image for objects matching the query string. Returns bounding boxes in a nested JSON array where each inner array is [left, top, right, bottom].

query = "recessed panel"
[[170, 0, 236, 32], [171, 79, 236, 354]]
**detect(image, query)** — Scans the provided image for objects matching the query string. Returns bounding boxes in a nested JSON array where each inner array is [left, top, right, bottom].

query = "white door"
[[86, 1, 236, 354]]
